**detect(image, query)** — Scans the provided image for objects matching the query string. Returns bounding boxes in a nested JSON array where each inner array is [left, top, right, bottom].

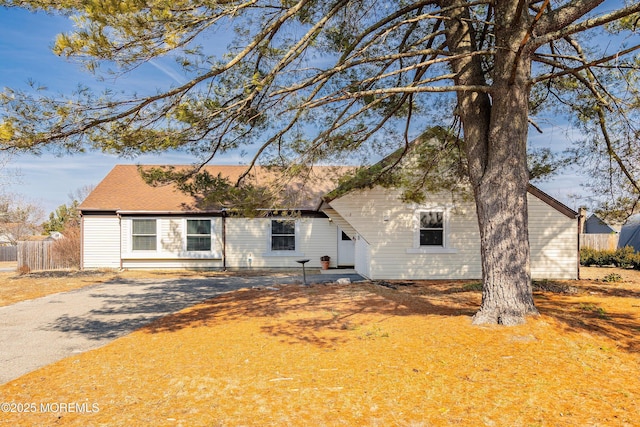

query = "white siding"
[[528, 196, 578, 279], [120, 217, 224, 269], [161, 219, 183, 252], [225, 217, 338, 269], [82, 215, 121, 269], [329, 187, 578, 280], [84, 214, 338, 270], [354, 235, 371, 278], [121, 259, 224, 269]]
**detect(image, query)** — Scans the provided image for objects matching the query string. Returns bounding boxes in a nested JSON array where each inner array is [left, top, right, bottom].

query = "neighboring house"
[[80, 164, 579, 279], [578, 209, 620, 251], [584, 213, 619, 234], [617, 214, 640, 252]]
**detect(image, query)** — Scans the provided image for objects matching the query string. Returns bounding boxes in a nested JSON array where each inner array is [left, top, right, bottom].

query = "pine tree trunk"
[[443, 1, 539, 325], [470, 83, 538, 325]]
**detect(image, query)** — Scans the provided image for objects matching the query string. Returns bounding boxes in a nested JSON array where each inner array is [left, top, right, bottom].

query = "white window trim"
[[264, 218, 304, 257], [183, 218, 214, 254], [406, 207, 458, 254], [130, 218, 159, 253], [123, 217, 222, 259]]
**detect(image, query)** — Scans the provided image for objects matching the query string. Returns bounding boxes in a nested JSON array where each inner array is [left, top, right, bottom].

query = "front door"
[[337, 228, 355, 267]]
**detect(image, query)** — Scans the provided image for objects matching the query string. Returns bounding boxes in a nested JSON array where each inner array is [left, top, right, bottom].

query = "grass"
[[0, 267, 121, 307], [0, 267, 638, 426]]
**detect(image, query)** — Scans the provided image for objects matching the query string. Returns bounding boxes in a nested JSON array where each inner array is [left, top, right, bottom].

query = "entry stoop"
[[320, 268, 356, 275]]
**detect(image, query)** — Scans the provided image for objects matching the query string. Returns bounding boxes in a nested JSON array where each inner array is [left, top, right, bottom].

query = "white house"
[[322, 185, 578, 280], [80, 164, 579, 279], [79, 165, 351, 271]]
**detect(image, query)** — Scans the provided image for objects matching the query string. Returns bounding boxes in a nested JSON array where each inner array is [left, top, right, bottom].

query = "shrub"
[[462, 282, 483, 292], [611, 246, 636, 268], [51, 226, 81, 269], [580, 247, 615, 266], [602, 273, 623, 283], [580, 246, 640, 269]]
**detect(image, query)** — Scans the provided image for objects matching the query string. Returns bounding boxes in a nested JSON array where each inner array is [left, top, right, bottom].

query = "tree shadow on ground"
[[534, 290, 640, 353], [140, 281, 480, 348], [139, 278, 640, 353], [47, 274, 639, 353], [47, 276, 290, 341], [46, 273, 362, 343]]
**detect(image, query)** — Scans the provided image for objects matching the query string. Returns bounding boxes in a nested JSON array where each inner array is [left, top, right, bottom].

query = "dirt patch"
[[0, 267, 638, 426]]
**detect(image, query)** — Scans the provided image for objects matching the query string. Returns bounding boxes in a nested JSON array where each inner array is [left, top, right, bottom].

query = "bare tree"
[[0, 193, 44, 244]]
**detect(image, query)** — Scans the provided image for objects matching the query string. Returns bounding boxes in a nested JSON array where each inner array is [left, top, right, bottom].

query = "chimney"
[[578, 207, 587, 234]]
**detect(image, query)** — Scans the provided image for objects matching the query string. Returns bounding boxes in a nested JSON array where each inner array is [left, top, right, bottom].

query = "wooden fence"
[[0, 246, 17, 262], [579, 234, 620, 251], [17, 241, 75, 271]]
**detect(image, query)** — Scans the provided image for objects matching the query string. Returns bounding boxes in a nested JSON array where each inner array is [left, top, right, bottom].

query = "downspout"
[[222, 209, 227, 271], [80, 213, 84, 271], [577, 208, 586, 280], [572, 208, 586, 280], [117, 212, 123, 270]]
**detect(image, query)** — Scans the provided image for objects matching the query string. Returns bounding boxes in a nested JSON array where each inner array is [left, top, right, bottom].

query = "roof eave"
[[527, 185, 578, 219]]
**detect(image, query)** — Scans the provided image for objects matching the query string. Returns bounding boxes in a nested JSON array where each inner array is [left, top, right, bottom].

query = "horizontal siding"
[[528, 196, 578, 279], [121, 217, 224, 266], [354, 236, 371, 278], [330, 188, 482, 279], [120, 216, 224, 269], [83, 216, 121, 269], [160, 219, 183, 253], [225, 217, 338, 268], [85, 215, 337, 270], [122, 259, 223, 269], [330, 187, 578, 280]]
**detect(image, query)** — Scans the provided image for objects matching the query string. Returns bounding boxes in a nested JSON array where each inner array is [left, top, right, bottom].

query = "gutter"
[[114, 210, 224, 215]]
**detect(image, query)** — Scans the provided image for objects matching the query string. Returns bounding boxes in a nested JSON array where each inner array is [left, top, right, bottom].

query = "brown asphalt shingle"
[[79, 165, 347, 212]]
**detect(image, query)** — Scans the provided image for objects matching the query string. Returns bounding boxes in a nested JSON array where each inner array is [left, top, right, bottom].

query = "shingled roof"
[[79, 165, 347, 213]]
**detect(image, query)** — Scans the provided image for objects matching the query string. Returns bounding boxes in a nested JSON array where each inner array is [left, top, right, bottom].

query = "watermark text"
[[1, 401, 100, 414]]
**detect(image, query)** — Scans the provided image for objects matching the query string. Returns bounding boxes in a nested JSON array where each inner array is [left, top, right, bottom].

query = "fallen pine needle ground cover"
[[0, 267, 638, 426]]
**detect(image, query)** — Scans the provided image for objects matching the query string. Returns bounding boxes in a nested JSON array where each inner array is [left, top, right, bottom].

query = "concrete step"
[[320, 268, 356, 275]]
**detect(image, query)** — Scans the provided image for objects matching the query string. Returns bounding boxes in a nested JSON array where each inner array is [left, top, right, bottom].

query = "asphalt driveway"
[[0, 271, 362, 385]]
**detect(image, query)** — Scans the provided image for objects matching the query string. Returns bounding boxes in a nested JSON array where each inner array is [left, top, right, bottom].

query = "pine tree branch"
[[531, 44, 640, 84], [533, 1, 640, 47]]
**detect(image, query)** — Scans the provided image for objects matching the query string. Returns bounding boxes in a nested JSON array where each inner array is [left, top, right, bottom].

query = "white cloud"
[[147, 59, 187, 86]]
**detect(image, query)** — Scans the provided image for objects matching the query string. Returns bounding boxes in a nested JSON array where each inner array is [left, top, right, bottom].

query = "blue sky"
[[0, 6, 590, 214]]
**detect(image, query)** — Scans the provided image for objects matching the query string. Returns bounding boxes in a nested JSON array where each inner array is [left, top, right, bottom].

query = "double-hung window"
[[186, 219, 211, 251], [271, 219, 296, 251], [419, 211, 444, 246], [407, 208, 457, 254], [132, 219, 157, 251]]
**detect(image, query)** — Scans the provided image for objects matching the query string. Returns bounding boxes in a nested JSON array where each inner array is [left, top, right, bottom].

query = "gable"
[[585, 214, 618, 234], [525, 185, 577, 219]]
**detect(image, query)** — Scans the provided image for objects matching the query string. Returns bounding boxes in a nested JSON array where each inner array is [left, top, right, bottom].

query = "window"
[[187, 219, 211, 251], [132, 219, 157, 251], [271, 219, 296, 251], [408, 208, 457, 254], [419, 211, 444, 246]]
